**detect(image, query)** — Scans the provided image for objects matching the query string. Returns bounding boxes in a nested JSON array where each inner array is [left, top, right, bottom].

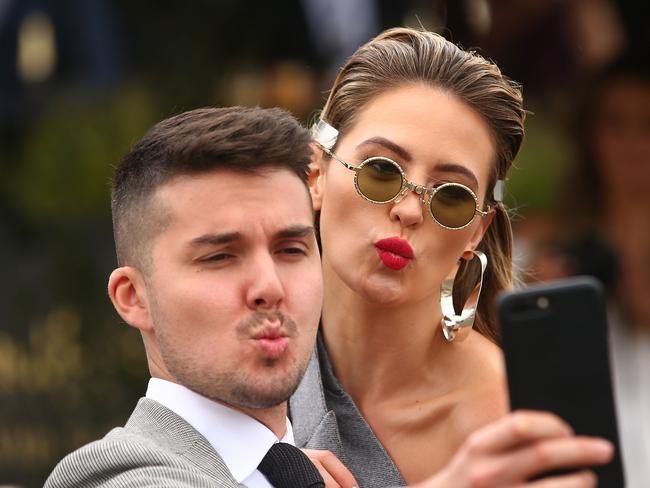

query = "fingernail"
[[592, 439, 613, 459]]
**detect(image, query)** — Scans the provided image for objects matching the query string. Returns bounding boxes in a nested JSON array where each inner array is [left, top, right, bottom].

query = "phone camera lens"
[[536, 296, 550, 309]]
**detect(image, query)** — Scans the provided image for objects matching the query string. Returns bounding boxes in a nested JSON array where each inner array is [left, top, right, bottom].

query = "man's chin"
[[227, 371, 303, 409], [227, 388, 295, 410]]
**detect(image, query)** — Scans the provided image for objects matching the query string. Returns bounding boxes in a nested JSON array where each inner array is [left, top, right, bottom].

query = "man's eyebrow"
[[188, 232, 241, 247], [187, 226, 315, 247], [275, 225, 316, 239], [355, 137, 412, 162]]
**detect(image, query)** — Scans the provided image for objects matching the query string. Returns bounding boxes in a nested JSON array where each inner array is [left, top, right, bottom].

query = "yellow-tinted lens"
[[356, 158, 403, 202], [430, 184, 477, 229]]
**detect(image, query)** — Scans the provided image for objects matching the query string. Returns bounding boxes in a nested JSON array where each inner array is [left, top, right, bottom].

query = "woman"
[[290, 28, 613, 487]]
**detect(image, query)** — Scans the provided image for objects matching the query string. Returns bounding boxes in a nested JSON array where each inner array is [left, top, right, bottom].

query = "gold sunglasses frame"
[[316, 142, 489, 231]]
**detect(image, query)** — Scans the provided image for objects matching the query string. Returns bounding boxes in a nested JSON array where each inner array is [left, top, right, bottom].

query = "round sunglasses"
[[317, 145, 490, 230]]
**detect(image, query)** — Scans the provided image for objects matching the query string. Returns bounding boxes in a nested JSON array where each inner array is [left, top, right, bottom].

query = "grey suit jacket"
[[290, 339, 404, 487], [45, 398, 245, 488]]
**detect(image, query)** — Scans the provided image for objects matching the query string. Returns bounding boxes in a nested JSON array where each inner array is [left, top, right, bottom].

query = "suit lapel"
[[290, 347, 346, 462]]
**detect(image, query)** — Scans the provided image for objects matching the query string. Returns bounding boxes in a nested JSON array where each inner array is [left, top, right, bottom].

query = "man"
[[44, 106, 339, 487]]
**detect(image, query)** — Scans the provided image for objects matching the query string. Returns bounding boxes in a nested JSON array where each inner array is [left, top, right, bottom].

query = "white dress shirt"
[[608, 310, 650, 487], [146, 378, 294, 488]]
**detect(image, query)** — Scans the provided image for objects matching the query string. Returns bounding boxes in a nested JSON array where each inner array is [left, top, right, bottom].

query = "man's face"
[[142, 168, 322, 409]]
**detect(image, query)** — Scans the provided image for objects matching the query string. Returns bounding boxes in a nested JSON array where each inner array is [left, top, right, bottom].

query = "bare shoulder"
[[462, 330, 505, 381]]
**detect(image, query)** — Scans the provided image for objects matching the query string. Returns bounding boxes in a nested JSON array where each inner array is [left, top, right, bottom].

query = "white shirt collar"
[[146, 378, 294, 483]]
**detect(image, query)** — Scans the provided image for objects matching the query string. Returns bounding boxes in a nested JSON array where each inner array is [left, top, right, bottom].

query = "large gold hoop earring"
[[440, 250, 488, 342]]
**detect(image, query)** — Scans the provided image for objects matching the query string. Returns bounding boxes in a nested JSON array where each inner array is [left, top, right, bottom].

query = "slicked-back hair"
[[111, 106, 312, 272]]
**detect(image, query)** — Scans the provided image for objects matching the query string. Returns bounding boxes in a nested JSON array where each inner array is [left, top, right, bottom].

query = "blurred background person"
[[519, 50, 650, 487]]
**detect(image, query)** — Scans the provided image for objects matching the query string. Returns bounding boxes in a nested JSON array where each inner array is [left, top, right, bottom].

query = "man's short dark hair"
[[111, 106, 313, 272]]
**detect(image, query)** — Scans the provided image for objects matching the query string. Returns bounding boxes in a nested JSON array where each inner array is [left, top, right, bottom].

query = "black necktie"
[[258, 442, 325, 488]]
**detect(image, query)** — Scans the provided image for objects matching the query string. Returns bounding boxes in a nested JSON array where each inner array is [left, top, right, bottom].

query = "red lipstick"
[[375, 237, 414, 271]]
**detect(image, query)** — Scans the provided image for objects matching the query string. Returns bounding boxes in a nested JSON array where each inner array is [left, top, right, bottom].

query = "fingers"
[[466, 410, 574, 453], [301, 449, 358, 488], [508, 436, 613, 481], [527, 469, 598, 488], [318, 465, 343, 488], [433, 411, 613, 488]]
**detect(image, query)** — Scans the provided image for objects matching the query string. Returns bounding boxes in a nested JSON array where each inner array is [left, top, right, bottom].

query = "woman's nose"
[[389, 189, 425, 228]]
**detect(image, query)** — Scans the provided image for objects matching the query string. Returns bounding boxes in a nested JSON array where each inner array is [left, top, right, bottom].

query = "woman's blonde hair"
[[319, 27, 525, 342]]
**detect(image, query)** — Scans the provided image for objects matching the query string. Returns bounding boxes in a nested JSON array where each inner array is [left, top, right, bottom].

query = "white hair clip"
[[311, 118, 338, 150], [493, 179, 505, 202]]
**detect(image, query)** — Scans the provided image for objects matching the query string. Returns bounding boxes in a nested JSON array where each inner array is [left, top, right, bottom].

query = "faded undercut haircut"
[[111, 106, 312, 273]]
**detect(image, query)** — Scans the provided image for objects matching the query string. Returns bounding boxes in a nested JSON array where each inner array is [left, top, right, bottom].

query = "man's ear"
[[308, 144, 326, 211], [461, 209, 495, 261], [108, 266, 153, 332]]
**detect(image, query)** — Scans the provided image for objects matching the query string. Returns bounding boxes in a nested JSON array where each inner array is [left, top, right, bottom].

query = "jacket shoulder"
[[44, 432, 237, 487], [44, 399, 241, 488]]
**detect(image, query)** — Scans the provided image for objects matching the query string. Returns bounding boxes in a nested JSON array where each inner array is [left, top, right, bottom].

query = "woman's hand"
[[414, 410, 613, 488], [302, 448, 359, 488]]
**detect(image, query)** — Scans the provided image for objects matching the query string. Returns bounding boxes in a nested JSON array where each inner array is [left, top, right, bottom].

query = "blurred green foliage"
[[505, 109, 572, 215], [4, 85, 159, 222]]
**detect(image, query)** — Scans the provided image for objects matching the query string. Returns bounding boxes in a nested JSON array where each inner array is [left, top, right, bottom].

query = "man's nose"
[[245, 253, 285, 310]]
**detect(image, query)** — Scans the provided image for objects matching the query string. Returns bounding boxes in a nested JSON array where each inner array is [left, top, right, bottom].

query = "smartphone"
[[497, 276, 625, 487]]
